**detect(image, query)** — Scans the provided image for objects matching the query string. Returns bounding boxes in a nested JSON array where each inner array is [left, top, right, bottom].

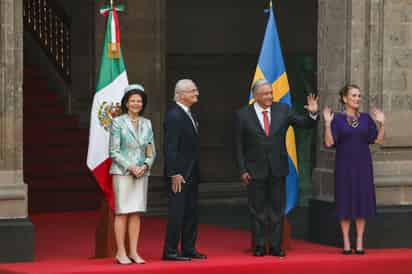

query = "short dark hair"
[[339, 84, 360, 105], [121, 89, 147, 115]]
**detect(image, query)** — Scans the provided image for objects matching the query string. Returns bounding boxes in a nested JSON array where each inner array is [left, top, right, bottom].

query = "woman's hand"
[[135, 166, 147, 178], [372, 107, 385, 144], [372, 107, 385, 126], [128, 165, 146, 178], [323, 106, 334, 126]]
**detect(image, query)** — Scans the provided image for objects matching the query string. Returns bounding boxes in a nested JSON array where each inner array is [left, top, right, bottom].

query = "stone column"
[[0, 0, 34, 262], [310, 0, 412, 248]]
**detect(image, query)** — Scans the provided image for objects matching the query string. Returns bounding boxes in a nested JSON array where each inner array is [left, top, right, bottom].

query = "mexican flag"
[[87, 4, 128, 210]]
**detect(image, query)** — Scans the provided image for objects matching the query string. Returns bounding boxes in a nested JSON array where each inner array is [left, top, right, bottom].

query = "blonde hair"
[[339, 84, 360, 105]]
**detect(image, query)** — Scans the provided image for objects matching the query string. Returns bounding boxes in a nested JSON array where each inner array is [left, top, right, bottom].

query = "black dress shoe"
[[253, 247, 266, 257], [355, 249, 365, 255], [162, 253, 192, 261], [183, 251, 207, 259], [269, 248, 286, 257], [342, 249, 352, 255]]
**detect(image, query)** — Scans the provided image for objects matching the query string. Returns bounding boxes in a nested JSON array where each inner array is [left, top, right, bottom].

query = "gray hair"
[[251, 79, 271, 94], [174, 79, 197, 101]]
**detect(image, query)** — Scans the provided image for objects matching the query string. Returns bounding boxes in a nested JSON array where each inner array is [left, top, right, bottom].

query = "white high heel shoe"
[[115, 254, 132, 265], [129, 254, 146, 264]]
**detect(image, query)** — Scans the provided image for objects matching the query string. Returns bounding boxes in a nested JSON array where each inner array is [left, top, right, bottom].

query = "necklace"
[[346, 112, 360, 128], [128, 115, 139, 123]]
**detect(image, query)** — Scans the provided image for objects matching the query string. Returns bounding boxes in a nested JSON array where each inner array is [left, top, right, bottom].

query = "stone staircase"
[[23, 67, 101, 213]]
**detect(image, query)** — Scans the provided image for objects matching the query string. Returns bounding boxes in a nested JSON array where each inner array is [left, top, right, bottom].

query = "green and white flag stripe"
[[87, 7, 128, 208]]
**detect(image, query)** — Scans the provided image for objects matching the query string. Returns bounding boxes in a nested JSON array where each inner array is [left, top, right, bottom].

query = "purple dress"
[[331, 112, 378, 219]]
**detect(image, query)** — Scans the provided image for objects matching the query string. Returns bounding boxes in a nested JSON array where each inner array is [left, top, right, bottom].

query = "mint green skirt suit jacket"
[[109, 114, 156, 214]]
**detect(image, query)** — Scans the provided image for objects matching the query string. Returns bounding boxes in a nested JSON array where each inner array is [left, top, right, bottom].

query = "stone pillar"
[[0, 0, 34, 262], [309, 0, 412, 248]]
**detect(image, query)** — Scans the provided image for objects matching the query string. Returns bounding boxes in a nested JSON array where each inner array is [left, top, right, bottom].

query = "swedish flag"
[[250, 2, 298, 214]]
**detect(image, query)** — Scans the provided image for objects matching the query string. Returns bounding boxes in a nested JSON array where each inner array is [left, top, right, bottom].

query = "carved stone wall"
[[315, 0, 412, 205]]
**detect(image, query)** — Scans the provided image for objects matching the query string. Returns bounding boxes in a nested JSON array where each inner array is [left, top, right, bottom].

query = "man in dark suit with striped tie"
[[162, 79, 207, 261], [234, 79, 318, 257]]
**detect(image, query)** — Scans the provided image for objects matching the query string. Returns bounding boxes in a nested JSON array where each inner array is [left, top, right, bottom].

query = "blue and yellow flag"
[[250, 2, 298, 214]]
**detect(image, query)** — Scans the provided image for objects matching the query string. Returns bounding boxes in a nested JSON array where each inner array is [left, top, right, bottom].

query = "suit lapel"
[[269, 104, 286, 135], [124, 115, 139, 141], [269, 105, 277, 135], [175, 103, 198, 135]]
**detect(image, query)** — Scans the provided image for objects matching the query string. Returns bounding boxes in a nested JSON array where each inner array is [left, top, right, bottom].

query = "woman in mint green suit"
[[109, 84, 156, 265]]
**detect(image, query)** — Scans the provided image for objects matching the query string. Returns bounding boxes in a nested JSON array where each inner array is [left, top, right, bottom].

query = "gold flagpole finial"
[[110, 0, 114, 8], [269, 0, 272, 8]]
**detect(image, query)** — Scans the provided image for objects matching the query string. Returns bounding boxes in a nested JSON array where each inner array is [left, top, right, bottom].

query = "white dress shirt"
[[176, 102, 198, 132], [253, 102, 318, 131], [253, 102, 271, 131]]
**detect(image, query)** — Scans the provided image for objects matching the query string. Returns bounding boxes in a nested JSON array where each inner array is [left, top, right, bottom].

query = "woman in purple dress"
[[323, 84, 385, 255]]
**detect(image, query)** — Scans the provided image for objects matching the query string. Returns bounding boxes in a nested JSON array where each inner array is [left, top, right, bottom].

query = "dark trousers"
[[247, 175, 285, 249], [163, 181, 198, 255]]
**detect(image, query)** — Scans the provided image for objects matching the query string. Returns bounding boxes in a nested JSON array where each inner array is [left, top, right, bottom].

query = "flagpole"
[[92, 0, 128, 258]]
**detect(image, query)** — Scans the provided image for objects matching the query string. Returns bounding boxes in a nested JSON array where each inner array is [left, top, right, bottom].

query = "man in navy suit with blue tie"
[[162, 79, 207, 261]]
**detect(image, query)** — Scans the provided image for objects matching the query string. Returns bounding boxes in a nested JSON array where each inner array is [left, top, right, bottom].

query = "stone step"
[[24, 148, 87, 161], [373, 149, 412, 161], [23, 64, 96, 213], [374, 160, 412, 177], [24, 130, 88, 145], [25, 174, 97, 190], [24, 104, 66, 114], [375, 175, 412, 187], [375, 176, 412, 206], [24, 92, 59, 102], [24, 117, 78, 127], [28, 189, 100, 213]]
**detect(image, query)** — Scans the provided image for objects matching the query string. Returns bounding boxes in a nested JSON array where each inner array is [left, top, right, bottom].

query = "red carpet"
[[1, 212, 412, 274]]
